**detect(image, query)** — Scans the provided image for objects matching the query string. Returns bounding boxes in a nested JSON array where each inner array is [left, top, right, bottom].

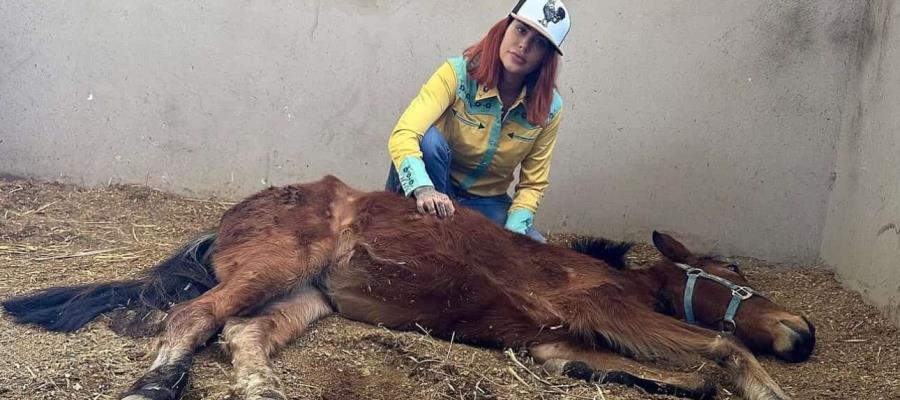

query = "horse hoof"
[[540, 358, 594, 381], [541, 358, 569, 376]]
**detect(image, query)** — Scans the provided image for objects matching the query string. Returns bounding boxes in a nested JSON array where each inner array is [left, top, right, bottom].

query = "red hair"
[[463, 18, 560, 127]]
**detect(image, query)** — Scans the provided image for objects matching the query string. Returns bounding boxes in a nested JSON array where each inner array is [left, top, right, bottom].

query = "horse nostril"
[[803, 315, 817, 337], [775, 317, 816, 363]]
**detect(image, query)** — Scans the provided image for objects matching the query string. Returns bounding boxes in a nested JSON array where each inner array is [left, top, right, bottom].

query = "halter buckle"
[[721, 319, 737, 333], [732, 286, 754, 300]]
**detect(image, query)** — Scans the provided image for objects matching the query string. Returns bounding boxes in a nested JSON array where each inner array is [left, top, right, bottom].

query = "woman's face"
[[499, 19, 550, 79]]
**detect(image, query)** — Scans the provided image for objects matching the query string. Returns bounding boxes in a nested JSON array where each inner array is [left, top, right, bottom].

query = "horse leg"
[[120, 281, 275, 400], [221, 284, 333, 400], [530, 341, 715, 399], [571, 300, 789, 400], [121, 234, 334, 400]]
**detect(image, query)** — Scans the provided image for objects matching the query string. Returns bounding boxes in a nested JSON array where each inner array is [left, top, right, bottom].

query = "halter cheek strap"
[[723, 286, 754, 331], [683, 268, 702, 325], [675, 262, 759, 333]]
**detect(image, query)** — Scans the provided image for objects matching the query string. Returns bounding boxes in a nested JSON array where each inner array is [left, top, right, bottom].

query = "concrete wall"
[[0, 1, 866, 263], [822, 0, 900, 324]]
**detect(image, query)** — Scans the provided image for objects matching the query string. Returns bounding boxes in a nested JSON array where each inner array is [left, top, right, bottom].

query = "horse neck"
[[622, 262, 679, 313]]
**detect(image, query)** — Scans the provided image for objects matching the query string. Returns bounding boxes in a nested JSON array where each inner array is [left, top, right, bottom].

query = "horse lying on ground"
[[2, 175, 814, 400]]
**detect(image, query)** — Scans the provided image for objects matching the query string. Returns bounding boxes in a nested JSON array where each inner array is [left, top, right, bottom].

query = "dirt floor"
[[0, 178, 898, 400]]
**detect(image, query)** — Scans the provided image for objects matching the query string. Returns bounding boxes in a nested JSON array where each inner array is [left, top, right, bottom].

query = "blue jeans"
[[386, 126, 546, 243]]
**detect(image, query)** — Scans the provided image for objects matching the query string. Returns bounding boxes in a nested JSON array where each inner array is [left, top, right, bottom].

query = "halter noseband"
[[674, 262, 764, 333]]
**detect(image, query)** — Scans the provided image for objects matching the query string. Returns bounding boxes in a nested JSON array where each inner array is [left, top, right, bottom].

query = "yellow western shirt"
[[388, 56, 563, 219]]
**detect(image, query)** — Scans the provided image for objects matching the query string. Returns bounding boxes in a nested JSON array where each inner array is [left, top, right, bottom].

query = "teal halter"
[[674, 262, 762, 333]]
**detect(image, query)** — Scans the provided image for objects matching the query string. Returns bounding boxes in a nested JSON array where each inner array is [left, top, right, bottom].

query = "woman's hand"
[[413, 186, 455, 218]]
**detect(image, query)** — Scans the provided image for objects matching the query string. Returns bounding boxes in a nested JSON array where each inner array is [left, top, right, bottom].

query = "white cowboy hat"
[[510, 0, 572, 55]]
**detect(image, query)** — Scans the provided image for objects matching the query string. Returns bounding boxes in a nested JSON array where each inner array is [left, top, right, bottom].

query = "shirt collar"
[[475, 84, 529, 109]]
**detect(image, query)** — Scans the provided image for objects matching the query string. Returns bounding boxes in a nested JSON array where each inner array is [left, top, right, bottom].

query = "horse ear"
[[651, 231, 693, 262]]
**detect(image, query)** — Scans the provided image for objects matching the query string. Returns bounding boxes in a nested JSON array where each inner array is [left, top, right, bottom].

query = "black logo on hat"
[[540, 0, 566, 27]]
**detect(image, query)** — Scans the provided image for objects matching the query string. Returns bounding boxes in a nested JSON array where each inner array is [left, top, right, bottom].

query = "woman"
[[386, 0, 571, 242]]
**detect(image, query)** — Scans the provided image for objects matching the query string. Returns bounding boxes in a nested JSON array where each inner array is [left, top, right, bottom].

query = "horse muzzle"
[[771, 315, 816, 362]]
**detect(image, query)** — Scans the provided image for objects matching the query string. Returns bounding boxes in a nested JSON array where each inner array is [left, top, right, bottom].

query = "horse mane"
[[566, 237, 633, 269]]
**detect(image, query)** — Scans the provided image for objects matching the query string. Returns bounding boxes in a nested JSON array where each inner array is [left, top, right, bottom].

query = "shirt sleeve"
[[510, 109, 563, 214], [387, 61, 458, 196]]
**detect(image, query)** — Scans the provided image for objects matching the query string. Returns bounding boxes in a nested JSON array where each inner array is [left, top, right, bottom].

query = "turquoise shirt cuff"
[[398, 156, 434, 197], [505, 208, 534, 234]]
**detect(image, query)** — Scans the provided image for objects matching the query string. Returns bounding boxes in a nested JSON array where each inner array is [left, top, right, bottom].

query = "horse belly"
[[324, 258, 558, 347], [323, 257, 503, 342]]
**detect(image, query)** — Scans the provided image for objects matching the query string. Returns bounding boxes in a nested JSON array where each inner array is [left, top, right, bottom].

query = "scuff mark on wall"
[[854, 0, 892, 78], [309, 0, 321, 40], [760, 0, 816, 64], [828, 1, 867, 50], [877, 222, 898, 237]]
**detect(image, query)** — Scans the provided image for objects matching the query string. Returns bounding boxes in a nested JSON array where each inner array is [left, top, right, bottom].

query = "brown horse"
[[2, 175, 814, 400]]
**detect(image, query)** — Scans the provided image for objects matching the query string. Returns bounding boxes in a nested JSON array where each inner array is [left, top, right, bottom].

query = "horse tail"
[[2, 233, 218, 336]]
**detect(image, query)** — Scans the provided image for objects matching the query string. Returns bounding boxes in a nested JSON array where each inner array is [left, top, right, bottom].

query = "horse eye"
[[726, 264, 741, 273]]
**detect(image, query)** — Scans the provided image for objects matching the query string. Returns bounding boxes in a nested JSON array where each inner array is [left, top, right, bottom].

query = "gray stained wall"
[[822, 0, 900, 325], [1, 2, 895, 320]]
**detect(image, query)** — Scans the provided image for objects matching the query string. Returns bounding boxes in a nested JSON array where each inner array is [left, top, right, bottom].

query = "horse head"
[[651, 231, 816, 362]]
